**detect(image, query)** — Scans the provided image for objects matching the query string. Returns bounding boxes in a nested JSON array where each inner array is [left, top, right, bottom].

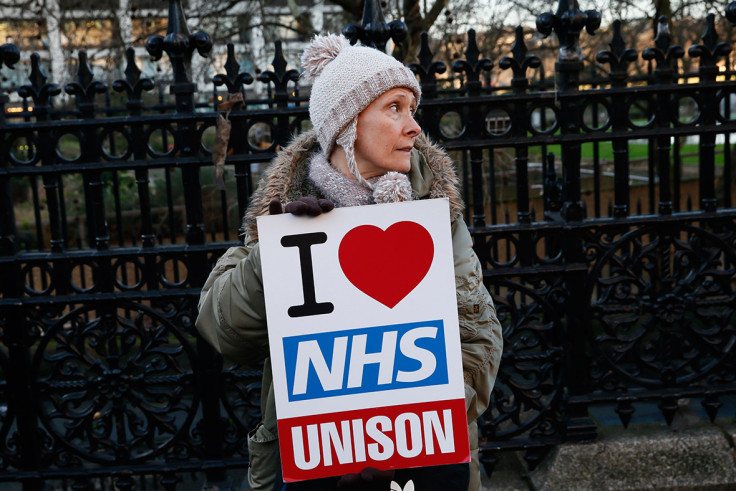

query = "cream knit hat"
[[301, 34, 421, 187]]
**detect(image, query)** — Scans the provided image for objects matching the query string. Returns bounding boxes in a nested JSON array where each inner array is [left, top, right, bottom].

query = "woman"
[[196, 34, 503, 491]]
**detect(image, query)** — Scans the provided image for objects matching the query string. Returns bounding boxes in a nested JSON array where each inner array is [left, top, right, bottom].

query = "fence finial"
[[595, 20, 637, 83], [452, 29, 493, 93], [537, 0, 601, 61], [727, 2, 736, 25], [688, 12, 731, 73], [18, 53, 61, 108], [64, 51, 107, 107], [145, 0, 212, 85], [213, 43, 254, 94], [342, 0, 407, 52], [642, 16, 684, 77], [499, 26, 541, 89], [113, 48, 154, 104], [257, 40, 299, 105], [0, 43, 19, 70], [408, 32, 446, 98]]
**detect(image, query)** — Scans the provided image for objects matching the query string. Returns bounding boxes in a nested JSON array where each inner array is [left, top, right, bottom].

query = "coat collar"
[[242, 130, 464, 244]]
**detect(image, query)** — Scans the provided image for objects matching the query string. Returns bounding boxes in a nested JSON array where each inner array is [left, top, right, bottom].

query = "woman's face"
[[354, 87, 421, 179]]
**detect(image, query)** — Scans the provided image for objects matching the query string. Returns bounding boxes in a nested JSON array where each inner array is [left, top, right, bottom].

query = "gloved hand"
[[337, 467, 396, 490], [269, 197, 334, 216]]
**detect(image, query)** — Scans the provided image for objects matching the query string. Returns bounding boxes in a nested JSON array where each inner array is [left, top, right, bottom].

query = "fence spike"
[[17, 52, 61, 108], [123, 47, 141, 87], [65, 51, 108, 106], [113, 48, 154, 103], [659, 397, 678, 426], [536, 0, 601, 61], [595, 20, 637, 81], [342, 0, 407, 52], [481, 450, 499, 477], [615, 397, 635, 428], [499, 26, 541, 88], [408, 31, 446, 97], [214, 42, 254, 94], [257, 40, 298, 105], [654, 16, 672, 53], [641, 15, 685, 76], [225, 42, 240, 80], [688, 13, 731, 69], [452, 29, 493, 93], [77, 50, 94, 89], [701, 394, 722, 422], [145, 0, 212, 85]]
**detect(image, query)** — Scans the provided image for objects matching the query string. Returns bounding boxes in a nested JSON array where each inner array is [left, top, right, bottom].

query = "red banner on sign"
[[278, 398, 469, 482]]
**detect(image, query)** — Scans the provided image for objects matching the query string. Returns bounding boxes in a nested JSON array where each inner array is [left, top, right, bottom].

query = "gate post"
[[537, 0, 600, 442], [1, 45, 45, 491], [146, 2, 227, 489]]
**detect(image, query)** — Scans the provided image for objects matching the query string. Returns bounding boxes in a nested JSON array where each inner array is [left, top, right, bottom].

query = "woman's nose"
[[405, 115, 421, 136]]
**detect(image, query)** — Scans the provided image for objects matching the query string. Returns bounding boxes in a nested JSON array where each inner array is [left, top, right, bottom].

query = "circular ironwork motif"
[[587, 223, 736, 389], [33, 302, 199, 463]]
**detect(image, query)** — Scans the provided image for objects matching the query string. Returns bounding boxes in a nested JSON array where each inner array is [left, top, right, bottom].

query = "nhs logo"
[[283, 320, 449, 401]]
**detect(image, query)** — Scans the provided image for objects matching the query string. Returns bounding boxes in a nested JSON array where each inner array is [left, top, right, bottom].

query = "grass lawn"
[[528, 142, 726, 166]]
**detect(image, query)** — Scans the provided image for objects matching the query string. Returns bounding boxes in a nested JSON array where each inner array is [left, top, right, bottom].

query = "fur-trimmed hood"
[[242, 130, 464, 244]]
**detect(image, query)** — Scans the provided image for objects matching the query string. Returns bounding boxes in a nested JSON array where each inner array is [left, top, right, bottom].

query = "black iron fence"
[[1, 0, 736, 488]]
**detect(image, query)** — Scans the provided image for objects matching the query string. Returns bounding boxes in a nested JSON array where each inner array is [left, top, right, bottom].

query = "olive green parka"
[[196, 130, 503, 491]]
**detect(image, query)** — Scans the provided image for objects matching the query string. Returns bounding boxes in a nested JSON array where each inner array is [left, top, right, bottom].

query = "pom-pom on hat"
[[301, 34, 421, 185]]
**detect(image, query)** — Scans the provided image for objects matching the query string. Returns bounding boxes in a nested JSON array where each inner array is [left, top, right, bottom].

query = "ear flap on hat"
[[301, 34, 350, 80], [336, 117, 373, 189]]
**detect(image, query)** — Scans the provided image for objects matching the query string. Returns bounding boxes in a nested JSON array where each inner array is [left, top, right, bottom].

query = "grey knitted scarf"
[[307, 151, 414, 208]]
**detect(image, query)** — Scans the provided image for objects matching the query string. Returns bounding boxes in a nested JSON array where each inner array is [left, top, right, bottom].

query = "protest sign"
[[257, 198, 469, 482]]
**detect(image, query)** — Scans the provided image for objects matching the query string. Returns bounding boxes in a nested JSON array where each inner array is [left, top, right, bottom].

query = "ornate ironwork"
[[499, 26, 541, 90], [145, 0, 212, 85], [342, 0, 407, 52], [536, 0, 601, 61], [17, 53, 61, 108], [213, 43, 254, 95], [0, 5, 735, 490], [408, 32, 447, 98], [64, 51, 108, 107], [33, 303, 199, 463], [587, 221, 736, 390], [596, 20, 637, 83], [642, 16, 685, 83], [113, 48, 155, 105], [452, 29, 493, 93]]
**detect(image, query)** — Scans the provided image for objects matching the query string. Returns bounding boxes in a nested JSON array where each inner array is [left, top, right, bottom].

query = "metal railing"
[[1, 0, 735, 488]]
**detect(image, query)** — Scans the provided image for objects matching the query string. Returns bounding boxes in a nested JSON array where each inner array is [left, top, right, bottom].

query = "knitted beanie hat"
[[301, 34, 421, 187]]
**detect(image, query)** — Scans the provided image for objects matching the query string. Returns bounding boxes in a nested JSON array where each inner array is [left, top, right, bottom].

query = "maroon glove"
[[269, 197, 334, 216], [337, 467, 396, 490]]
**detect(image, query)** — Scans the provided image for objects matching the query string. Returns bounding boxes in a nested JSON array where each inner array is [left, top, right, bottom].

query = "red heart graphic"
[[338, 221, 434, 308]]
